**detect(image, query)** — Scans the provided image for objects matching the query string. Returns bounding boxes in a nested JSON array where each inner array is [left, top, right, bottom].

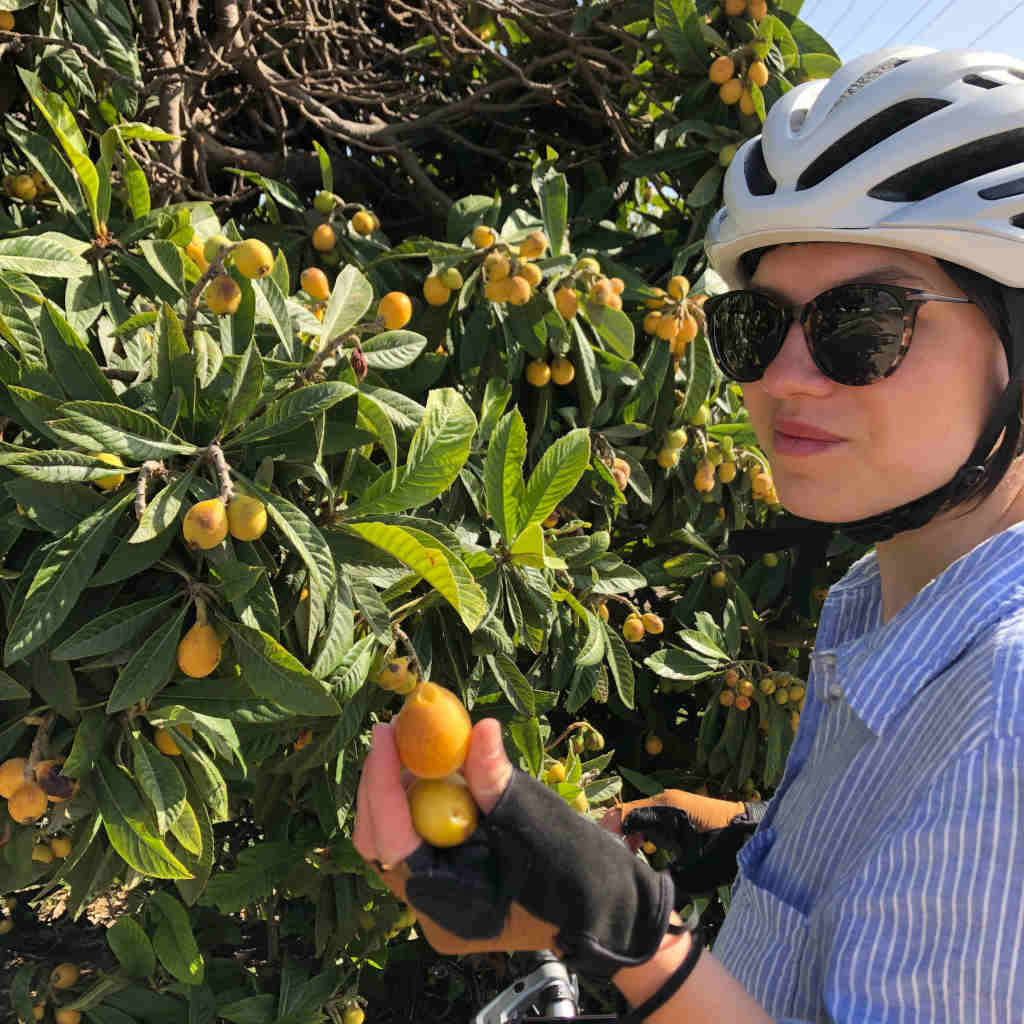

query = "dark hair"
[[935, 259, 1024, 516]]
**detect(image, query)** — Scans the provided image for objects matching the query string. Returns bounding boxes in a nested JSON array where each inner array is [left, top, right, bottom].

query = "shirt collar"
[[810, 521, 1024, 734]]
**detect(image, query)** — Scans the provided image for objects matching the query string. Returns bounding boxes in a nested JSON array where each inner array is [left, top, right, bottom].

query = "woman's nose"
[[757, 318, 833, 396]]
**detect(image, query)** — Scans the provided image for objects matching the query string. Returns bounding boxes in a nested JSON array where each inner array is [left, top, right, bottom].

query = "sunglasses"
[[702, 283, 972, 387]]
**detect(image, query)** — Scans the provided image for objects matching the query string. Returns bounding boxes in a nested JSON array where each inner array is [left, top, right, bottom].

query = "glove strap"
[[617, 914, 703, 1023]]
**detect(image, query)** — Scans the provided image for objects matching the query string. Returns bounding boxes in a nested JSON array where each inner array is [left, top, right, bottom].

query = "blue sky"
[[799, 0, 1024, 63]]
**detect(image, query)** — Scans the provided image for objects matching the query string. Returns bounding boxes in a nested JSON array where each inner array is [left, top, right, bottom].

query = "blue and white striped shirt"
[[712, 522, 1024, 1022]]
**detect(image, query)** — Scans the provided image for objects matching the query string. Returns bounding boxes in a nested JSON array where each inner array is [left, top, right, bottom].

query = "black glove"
[[404, 769, 676, 978], [622, 802, 766, 899]]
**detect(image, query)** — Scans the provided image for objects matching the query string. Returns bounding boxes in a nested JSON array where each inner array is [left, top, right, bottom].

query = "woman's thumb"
[[463, 718, 513, 814]]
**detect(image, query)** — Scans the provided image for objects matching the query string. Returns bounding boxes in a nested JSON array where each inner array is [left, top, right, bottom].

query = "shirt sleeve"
[[778, 735, 1024, 1023]]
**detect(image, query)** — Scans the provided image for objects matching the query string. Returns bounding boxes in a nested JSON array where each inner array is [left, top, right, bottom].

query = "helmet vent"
[[744, 139, 777, 197], [869, 127, 1024, 202], [979, 176, 1024, 200], [962, 73, 1004, 89], [796, 99, 950, 192], [828, 57, 911, 114]]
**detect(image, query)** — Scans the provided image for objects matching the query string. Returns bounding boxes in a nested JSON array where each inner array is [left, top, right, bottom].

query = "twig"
[[135, 460, 167, 520], [208, 443, 234, 504]]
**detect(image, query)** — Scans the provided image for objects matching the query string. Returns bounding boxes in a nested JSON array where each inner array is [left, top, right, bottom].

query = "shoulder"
[[982, 602, 1024, 739]]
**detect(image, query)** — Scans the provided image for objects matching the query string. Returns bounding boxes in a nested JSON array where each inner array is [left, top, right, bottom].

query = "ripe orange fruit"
[[641, 612, 664, 635], [155, 724, 192, 756], [485, 251, 510, 281], [724, 668, 740, 688], [545, 761, 567, 784], [227, 495, 268, 542], [643, 311, 662, 335], [472, 225, 496, 248], [589, 278, 615, 306], [525, 359, 551, 387], [204, 275, 242, 316], [49, 836, 72, 858], [55, 1011, 82, 1024], [393, 682, 472, 779], [710, 570, 728, 588], [598, 603, 609, 622], [738, 679, 755, 697], [423, 275, 451, 306], [312, 224, 336, 252], [87, 452, 124, 491], [484, 278, 514, 303], [555, 286, 578, 319], [31, 844, 53, 864], [519, 261, 543, 288], [735, 695, 751, 711], [177, 622, 222, 678], [667, 275, 689, 300], [300, 267, 330, 301], [622, 614, 645, 643], [0, 11, 14, 30], [720, 689, 735, 706], [183, 498, 228, 549], [378, 291, 413, 330], [717, 461, 737, 483], [709, 55, 735, 84], [724, 0, 746, 12], [505, 275, 532, 305], [351, 210, 376, 235], [719, 78, 743, 105], [519, 230, 548, 259], [656, 315, 678, 341], [644, 734, 663, 756], [656, 447, 679, 469], [233, 239, 274, 279], [739, 89, 756, 117], [676, 312, 699, 343], [8, 782, 47, 824], [50, 963, 79, 989], [185, 237, 209, 273], [550, 356, 575, 386], [747, 60, 769, 87], [407, 776, 479, 847], [612, 457, 631, 483]]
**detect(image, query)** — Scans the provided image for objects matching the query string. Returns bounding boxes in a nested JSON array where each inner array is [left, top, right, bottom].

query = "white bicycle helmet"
[[705, 46, 1024, 545], [706, 46, 1024, 288]]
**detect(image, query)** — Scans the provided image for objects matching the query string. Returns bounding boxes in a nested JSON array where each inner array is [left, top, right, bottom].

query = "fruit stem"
[[207, 443, 234, 504], [298, 330, 359, 384], [392, 625, 422, 679], [194, 595, 209, 627], [134, 460, 166, 520], [26, 712, 55, 774], [543, 720, 588, 753]]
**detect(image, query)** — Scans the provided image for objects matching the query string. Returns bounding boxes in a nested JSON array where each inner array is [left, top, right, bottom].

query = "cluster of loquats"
[[393, 682, 478, 847], [642, 275, 703, 359], [716, 668, 806, 733], [422, 266, 464, 307], [199, 236, 277, 316], [526, 353, 575, 388], [479, 227, 548, 306], [0, 754, 77, 863], [622, 609, 664, 644], [2, 168, 52, 203], [708, 45, 770, 116], [14, 965, 85, 1024]]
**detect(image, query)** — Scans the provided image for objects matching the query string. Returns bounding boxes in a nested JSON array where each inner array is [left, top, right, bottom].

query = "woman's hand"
[[600, 790, 747, 839], [352, 717, 558, 955]]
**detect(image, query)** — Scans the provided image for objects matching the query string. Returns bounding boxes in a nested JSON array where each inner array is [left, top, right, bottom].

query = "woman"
[[354, 46, 1024, 1022]]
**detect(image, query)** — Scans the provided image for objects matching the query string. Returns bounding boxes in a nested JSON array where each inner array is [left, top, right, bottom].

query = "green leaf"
[[644, 648, 723, 686], [801, 52, 842, 77], [4, 492, 131, 665], [91, 528, 175, 587], [154, 305, 195, 427], [486, 652, 536, 716], [356, 391, 398, 481], [507, 716, 544, 777], [218, 995, 277, 1024], [0, 235, 91, 279], [107, 916, 157, 978], [227, 381, 356, 448], [0, 670, 29, 700], [484, 408, 527, 542], [62, 708, 108, 778], [40, 301, 118, 402], [686, 164, 724, 208], [532, 162, 569, 256], [0, 450, 131, 485], [350, 388, 477, 516], [55, 400, 197, 460], [151, 891, 205, 986], [224, 621, 341, 715], [556, 588, 605, 667], [584, 302, 635, 359], [618, 765, 665, 797], [680, 628, 730, 663], [105, 605, 187, 713], [345, 522, 486, 631], [94, 758, 192, 879], [53, 595, 180, 660], [219, 340, 264, 438], [130, 464, 197, 544], [602, 623, 636, 709], [517, 428, 590, 532], [130, 734, 188, 836], [254, 275, 296, 360], [654, 0, 703, 66], [361, 330, 428, 370], [680, 335, 715, 423], [321, 264, 373, 339], [171, 728, 229, 823]]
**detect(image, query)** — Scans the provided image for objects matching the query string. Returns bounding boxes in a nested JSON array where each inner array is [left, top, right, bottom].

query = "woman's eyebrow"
[[751, 265, 939, 301]]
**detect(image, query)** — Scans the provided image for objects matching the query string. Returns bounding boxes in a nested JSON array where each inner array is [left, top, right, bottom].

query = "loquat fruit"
[[472, 225, 496, 248], [378, 291, 413, 330], [423, 275, 451, 306], [519, 230, 548, 259], [0, 11, 14, 30], [313, 191, 335, 214], [748, 60, 769, 87], [233, 239, 274, 279], [441, 267, 464, 290], [351, 211, 375, 235], [203, 234, 234, 264], [719, 78, 743, 105], [555, 286, 578, 319], [154, 724, 192, 756], [394, 682, 472, 779], [300, 267, 330, 301], [90, 452, 124, 491], [182, 498, 228, 549], [50, 963, 79, 989], [177, 622, 222, 679], [622, 614, 645, 643], [312, 224, 336, 252], [9, 782, 47, 824], [667, 275, 690, 300], [204, 276, 242, 316], [709, 55, 736, 84], [407, 776, 479, 847], [526, 359, 551, 387], [550, 356, 575, 386], [0, 758, 28, 799]]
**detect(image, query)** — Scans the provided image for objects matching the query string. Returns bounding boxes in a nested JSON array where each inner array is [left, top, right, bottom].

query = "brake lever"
[[471, 952, 580, 1024]]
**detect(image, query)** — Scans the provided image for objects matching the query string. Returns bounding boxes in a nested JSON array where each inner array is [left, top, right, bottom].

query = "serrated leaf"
[[107, 916, 157, 978], [130, 464, 196, 543], [227, 381, 356, 448], [602, 623, 635, 709], [151, 891, 205, 986], [225, 621, 341, 715], [644, 648, 722, 685], [508, 522, 566, 570], [55, 400, 197, 460], [484, 408, 526, 542], [517, 428, 590, 532], [4, 492, 131, 665], [486, 652, 536, 716], [130, 733, 188, 835], [584, 302, 635, 359], [361, 330, 428, 370], [106, 605, 187, 713], [345, 521, 485, 631], [507, 716, 544, 777], [532, 162, 569, 256], [53, 594, 179, 660], [0, 235, 91, 279], [94, 758, 192, 879], [350, 388, 476, 516], [680, 628, 730, 663]]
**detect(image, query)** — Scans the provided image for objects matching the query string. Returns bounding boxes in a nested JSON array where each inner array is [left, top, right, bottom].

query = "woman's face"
[[742, 242, 1007, 524]]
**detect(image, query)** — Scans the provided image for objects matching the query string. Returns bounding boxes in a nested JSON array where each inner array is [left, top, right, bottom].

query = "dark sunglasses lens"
[[706, 293, 787, 381], [806, 285, 907, 386]]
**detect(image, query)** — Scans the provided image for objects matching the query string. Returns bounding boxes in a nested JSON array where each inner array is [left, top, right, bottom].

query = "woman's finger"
[[363, 722, 421, 866], [352, 750, 378, 864], [463, 718, 513, 814]]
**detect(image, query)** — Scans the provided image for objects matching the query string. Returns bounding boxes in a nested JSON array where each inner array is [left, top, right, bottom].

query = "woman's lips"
[[772, 419, 845, 455]]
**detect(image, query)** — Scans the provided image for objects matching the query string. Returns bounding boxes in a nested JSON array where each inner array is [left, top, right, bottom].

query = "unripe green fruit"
[[203, 234, 233, 264], [584, 728, 604, 752], [665, 428, 687, 449], [687, 403, 710, 427], [313, 190, 335, 214], [441, 266, 464, 289]]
